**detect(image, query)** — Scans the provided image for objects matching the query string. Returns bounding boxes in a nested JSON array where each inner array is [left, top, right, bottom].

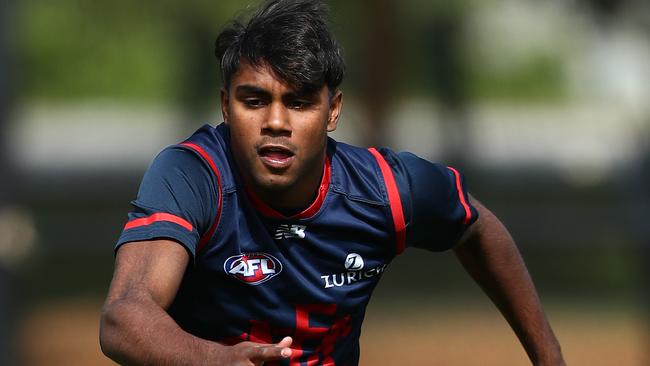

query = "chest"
[[197, 190, 395, 307]]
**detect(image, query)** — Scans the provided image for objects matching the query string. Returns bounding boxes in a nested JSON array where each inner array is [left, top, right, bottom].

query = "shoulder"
[[144, 146, 209, 185], [179, 123, 229, 162], [328, 139, 387, 205], [328, 142, 447, 204], [144, 125, 224, 189], [389, 151, 455, 193], [178, 123, 235, 190], [137, 125, 227, 209]]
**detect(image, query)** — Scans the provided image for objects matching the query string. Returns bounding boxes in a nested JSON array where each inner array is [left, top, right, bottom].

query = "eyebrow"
[[235, 85, 270, 97], [234, 84, 320, 100], [285, 90, 319, 100]]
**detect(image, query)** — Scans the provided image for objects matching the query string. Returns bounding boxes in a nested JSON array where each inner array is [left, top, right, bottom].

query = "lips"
[[258, 144, 295, 169]]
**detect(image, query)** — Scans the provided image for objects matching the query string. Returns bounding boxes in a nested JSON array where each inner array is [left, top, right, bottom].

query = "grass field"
[[19, 297, 648, 366]]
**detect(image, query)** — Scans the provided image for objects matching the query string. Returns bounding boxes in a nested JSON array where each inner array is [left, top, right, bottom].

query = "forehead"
[[228, 60, 327, 97], [229, 61, 292, 92]]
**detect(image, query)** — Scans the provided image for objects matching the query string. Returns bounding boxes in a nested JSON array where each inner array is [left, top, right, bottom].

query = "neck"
[[260, 185, 318, 214], [246, 155, 330, 218]]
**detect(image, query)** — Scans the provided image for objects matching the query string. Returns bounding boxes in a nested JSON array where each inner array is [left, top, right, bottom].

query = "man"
[[100, 1, 565, 365]]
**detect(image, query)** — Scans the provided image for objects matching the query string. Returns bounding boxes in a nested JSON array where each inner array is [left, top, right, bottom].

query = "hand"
[[215, 336, 293, 366]]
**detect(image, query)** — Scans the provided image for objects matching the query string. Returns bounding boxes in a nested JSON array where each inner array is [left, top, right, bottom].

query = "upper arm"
[[455, 195, 510, 250], [116, 147, 218, 259], [455, 195, 490, 245], [106, 239, 190, 309]]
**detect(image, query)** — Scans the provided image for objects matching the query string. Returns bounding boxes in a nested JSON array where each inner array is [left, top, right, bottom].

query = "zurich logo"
[[344, 253, 364, 271], [321, 253, 386, 288], [224, 253, 283, 285]]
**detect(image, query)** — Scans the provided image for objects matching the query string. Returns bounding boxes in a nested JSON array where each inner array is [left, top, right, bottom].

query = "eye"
[[287, 100, 312, 110], [244, 98, 266, 108]]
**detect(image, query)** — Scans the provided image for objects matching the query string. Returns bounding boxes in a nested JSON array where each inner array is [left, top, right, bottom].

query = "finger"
[[249, 339, 293, 361], [248, 345, 287, 361], [276, 336, 293, 349]]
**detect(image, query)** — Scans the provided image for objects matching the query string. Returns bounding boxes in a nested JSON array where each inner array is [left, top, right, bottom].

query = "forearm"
[[100, 296, 222, 366], [453, 206, 564, 365]]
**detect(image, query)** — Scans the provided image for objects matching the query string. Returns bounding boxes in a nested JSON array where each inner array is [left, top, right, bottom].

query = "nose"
[[262, 101, 291, 136]]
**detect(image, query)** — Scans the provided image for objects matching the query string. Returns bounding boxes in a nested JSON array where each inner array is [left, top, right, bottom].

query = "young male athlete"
[[100, 1, 565, 365]]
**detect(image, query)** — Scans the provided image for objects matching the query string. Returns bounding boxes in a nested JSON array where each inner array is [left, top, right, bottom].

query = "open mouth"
[[258, 145, 295, 169]]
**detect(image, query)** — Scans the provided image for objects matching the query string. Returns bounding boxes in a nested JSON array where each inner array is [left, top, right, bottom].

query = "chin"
[[255, 173, 296, 192]]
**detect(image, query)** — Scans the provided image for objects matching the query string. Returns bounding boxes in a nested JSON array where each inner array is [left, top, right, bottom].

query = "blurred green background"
[[1, 0, 649, 365]]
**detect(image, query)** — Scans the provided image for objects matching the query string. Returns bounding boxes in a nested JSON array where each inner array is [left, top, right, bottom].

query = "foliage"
[[12, 0, 567, 104]]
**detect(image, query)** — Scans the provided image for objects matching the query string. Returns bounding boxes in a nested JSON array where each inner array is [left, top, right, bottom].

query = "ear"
[[220, 87, 230, 124], [326, 90, 343, 132]]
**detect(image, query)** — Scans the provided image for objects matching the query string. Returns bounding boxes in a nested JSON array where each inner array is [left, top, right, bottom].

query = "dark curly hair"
[[215, 0, 345, 95]]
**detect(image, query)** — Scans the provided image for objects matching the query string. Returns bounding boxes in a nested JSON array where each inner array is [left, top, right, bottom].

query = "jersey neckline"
[[245, 156, 331, 220]]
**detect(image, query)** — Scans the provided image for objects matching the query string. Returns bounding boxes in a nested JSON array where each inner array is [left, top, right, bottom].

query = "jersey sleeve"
[[385, 150, 478, 252], [115, 146, 218, 258]]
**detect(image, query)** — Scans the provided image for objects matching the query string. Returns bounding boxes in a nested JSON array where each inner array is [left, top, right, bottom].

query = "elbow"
[[99, 300, 130, 362]]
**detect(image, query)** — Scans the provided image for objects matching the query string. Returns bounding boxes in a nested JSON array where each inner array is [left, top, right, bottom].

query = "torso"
[[169, 124, 401, 365]]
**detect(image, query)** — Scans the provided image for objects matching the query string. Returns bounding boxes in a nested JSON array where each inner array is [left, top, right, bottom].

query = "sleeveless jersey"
[[116, 123, 478, 365]]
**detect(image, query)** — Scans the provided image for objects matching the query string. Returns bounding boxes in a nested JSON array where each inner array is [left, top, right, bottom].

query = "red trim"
[[447, 166, 472, 225], [124, 213, 193, 232], [180, 142, 223, 253], [368, 148, 406, 255], [246, 156, 331, 220]]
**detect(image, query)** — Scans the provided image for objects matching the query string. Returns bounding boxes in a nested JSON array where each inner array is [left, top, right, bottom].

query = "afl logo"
[[344, 253, 364, 271], [224, 253, 283, 285]]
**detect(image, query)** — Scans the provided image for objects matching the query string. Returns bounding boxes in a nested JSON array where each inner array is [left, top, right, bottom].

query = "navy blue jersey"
[[116, 123, 477, 365]]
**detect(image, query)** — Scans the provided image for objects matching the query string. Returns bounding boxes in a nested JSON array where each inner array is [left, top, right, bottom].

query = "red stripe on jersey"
[[368, 148, 406, 255], [124, 213, 193, 232], [246, 156, 331, 220], [447, 166, 472, 225], [180, 142, 223, 253], [292, 304, 337, 366], [248, 320, 273, 344]]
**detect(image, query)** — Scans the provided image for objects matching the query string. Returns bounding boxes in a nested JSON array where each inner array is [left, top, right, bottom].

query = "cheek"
[[229, 125, 258, 162], [230, 113, 260, 141], [295, 111, 330, 139], [294, 131, 328, 164]]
